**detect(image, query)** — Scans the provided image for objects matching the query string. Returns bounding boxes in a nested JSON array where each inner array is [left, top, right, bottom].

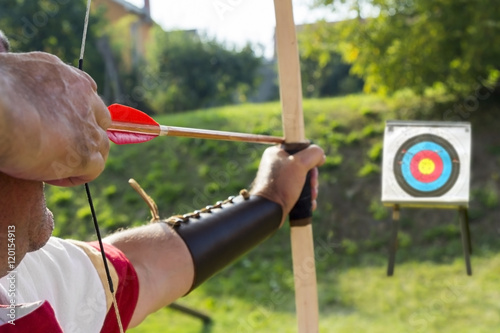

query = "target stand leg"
[[387, 205, 400, 276], [167, 302, 212, 326], [458, 207, 472, 276], [464, 207, 472, 255]]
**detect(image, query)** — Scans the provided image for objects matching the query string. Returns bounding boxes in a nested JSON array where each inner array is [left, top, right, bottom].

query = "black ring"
[[393, 134, 460, 197]]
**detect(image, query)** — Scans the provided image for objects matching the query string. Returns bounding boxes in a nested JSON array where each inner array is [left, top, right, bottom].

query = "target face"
[[381, 121, 471, 207], [394, 134, 460, 197]]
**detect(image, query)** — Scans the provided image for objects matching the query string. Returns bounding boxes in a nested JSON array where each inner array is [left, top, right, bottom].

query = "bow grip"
[[283, 142, 312, 226]]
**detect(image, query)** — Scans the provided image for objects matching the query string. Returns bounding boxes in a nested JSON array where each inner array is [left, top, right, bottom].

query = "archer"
[[0, 31, 325, 332]]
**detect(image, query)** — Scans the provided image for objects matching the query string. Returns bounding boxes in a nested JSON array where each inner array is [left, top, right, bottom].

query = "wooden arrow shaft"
[[109, 121, 284, 144]]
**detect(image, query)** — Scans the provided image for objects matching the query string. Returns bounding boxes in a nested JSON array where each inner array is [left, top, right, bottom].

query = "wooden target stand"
[[381, 121, 473, 277], [386, 204, 472, 276]]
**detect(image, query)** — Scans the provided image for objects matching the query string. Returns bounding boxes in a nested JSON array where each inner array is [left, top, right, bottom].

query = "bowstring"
[[78, 0, 91, 68], [79, 0, 124, 332], [85, 184, 124, 333]]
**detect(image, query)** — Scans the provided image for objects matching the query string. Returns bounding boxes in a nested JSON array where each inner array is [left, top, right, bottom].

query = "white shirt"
[[0, 238, 107, 332]]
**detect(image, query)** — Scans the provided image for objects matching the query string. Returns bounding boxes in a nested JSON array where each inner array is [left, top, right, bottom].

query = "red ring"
[[409, 150, 443, 183]]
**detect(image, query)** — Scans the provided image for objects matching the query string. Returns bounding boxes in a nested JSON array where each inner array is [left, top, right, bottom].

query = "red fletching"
[[108, 104, 159, 126], [107, 104, 159, 145], [107, 131, 156, 145]]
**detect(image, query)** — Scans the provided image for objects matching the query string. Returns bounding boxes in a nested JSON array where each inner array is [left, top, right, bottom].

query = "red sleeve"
[[88, 242, 139, 332], [0, 301, 63, 333]]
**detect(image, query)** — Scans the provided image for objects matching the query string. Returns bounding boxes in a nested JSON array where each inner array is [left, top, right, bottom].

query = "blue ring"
[[400, 142, 452, 192]]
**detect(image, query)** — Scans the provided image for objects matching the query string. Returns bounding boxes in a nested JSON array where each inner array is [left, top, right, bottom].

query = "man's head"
[[0, 30, 10, 53]]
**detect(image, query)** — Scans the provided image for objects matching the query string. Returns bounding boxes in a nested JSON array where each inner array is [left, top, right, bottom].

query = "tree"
[[145, 28, 263, 113], [298, 22, 363, 97], [310, 0, 500, 96], [0, 0, 107, 89]]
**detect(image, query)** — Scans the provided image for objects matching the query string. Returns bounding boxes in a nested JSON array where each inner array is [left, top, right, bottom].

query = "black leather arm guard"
[[171, 194, 283, 292]]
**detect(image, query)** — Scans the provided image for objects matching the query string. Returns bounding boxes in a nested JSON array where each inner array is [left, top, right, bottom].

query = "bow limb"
[[273, 1, 319, 332]]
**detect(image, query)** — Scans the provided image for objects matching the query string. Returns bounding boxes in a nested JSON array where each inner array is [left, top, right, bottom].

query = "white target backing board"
[[381, 120, 471, 208]]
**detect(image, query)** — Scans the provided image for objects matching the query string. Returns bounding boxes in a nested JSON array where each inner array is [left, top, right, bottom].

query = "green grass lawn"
[[46, 93, 500, 332], [130, 252, 500, 333]]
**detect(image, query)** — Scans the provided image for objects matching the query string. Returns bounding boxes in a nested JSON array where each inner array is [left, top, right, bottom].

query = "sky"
[[126, 0, 355, 58]]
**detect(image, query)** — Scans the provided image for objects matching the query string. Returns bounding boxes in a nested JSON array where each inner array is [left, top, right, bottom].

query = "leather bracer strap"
[[171, 194, 283, 292]]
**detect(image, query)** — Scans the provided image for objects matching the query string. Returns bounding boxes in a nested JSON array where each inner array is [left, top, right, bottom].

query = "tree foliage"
[[145, 28, 263, 113], [0, 0, 107, 89], [310, 0, 500, 95], [298, 24, 364, 98]]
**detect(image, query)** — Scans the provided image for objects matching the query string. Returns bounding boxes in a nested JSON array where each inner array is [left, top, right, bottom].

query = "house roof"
[[110, 0, 149, 17]]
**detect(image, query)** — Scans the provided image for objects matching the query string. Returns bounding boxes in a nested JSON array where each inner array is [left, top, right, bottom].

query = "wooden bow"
[[79, 1, 319, 332], [273, 1, 320, 332]]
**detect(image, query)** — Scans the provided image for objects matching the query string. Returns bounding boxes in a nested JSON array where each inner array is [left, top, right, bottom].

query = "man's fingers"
[[310, 167, 319, 200], [294, 144, 326, 170], [29, 51, 65, 64], [92, 95, 112, 130], [44, 152, 106, 187], [310, 167, 319, 211]]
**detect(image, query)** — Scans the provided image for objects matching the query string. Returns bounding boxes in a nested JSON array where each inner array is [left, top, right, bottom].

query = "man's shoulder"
[[24, 237, 94, 268]]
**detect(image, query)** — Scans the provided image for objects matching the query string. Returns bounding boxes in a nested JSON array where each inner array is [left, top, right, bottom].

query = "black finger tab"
[[283, 142, 313, 225]]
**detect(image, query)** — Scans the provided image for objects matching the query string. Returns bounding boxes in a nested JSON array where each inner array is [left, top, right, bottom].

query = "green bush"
[[145, 28, 262, 113]]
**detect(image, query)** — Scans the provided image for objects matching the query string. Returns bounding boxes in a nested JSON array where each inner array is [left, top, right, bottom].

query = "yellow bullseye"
[[418, 158, 435, 175]]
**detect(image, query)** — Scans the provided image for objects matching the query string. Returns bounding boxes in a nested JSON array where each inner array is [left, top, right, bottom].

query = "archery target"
[[394, 134, 460, 197], [382, 121, 471, 207]]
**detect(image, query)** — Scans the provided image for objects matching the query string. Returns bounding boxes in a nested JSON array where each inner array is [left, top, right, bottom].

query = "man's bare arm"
[[106, 145, 325, 328], [103, 223, 194, 328]]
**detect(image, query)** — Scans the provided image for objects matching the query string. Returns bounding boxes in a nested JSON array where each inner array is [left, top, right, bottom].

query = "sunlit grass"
[[130, 253, 500, 333]]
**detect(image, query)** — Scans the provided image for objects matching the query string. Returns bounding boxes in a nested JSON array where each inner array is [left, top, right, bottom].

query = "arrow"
[[107, 104, 284, 145]]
